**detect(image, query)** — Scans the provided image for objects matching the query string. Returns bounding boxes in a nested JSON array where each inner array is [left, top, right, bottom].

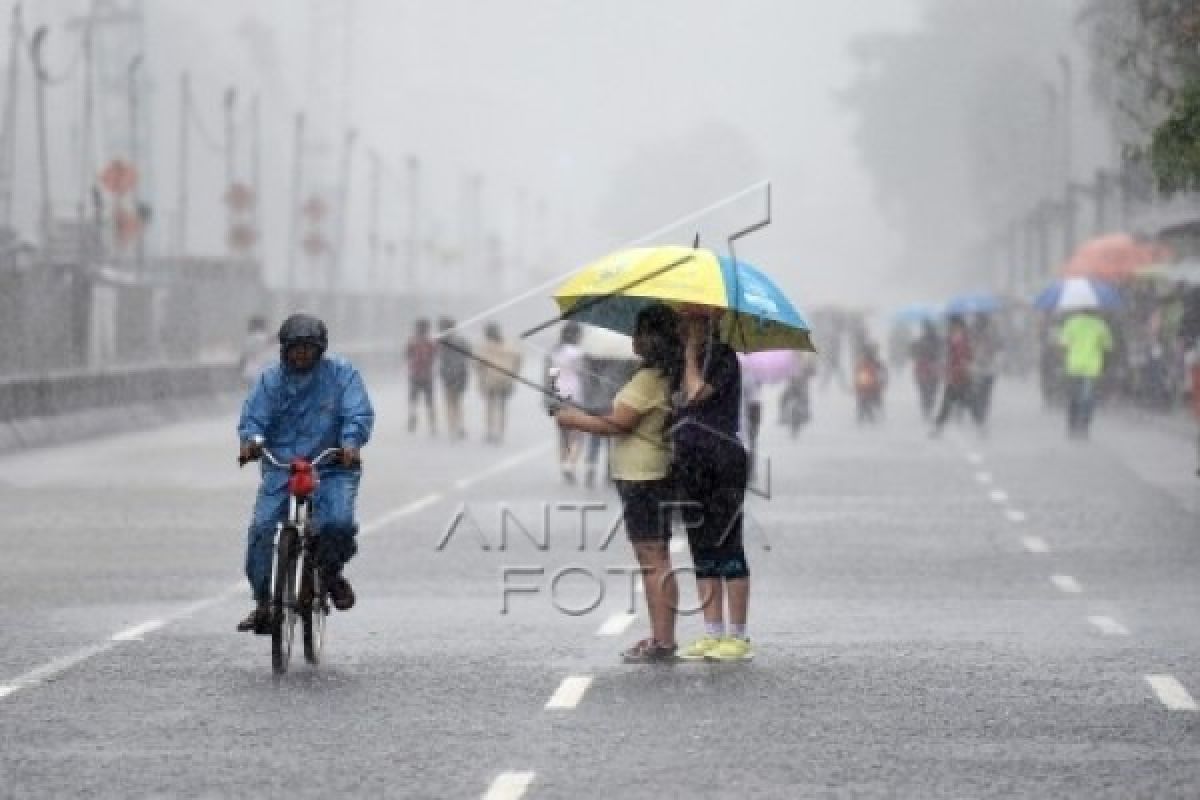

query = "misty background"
[[1, 1, 1139, 317]]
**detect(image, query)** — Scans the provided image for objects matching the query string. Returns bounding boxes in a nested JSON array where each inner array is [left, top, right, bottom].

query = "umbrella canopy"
[[1034, 277, 1121, 312], [739, 350, 799, 384], [944, 293, 1001, 315], [579, 326, 635, 360], [553, 246, 815, 352], [893, 304, 942, 323], [1062, 233, 1168, 283]]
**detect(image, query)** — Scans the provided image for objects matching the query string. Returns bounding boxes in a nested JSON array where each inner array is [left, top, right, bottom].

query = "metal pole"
[[223, 87, 236, 256], [177, 71, 190, 257], [0, 3, 23, 231], [249, 93, 261, 261], [30, 27, 52, 252], [406, 155, 419, 291], [367, 149, 380, 289], [333, 127, 357, 290], [1058, 55, 1075, 260], [128, 55, 144, 271], [287, 112, 305, 293], [79, 6, 95, 250]]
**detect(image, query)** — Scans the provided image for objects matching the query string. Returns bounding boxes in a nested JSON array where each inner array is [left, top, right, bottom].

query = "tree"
[[1080, 0, 1200, 191]]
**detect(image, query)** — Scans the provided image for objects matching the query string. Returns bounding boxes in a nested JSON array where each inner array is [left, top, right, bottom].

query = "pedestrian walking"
[[554, 305, 681, 663], [1059, 309, 1114, 440], [853, 339, 887, 424], [672, 310, 753, 663], [1178, 285, 1200, 475], [969, 315, 1000, 431], [545, 322, 585, 483], [476, 322, 522, 444], [404, 318, 437, 434], [780, 354, 816, 437], [930, 315, 973, 437], [910, 320, 942, 420], [437, 317, 471, 440]]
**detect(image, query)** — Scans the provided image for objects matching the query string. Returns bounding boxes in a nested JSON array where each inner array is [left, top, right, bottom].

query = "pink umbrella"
[[739, 350, 799, 384]]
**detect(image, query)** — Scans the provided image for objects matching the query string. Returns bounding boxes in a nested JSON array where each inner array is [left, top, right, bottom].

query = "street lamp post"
[[30, 26, 52, 253]]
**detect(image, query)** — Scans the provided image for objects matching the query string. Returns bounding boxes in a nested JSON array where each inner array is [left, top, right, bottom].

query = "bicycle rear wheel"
[[271, 526, 300, 675], [300, 539, 327, 665]]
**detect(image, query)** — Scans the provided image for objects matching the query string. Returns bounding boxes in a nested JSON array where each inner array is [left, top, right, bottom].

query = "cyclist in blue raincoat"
[[235, 313, 375, 633]]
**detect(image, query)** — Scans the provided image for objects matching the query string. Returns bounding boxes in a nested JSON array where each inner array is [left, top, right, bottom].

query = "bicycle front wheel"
[[271, 526, 300, 675], [300, 539, 327, 666]]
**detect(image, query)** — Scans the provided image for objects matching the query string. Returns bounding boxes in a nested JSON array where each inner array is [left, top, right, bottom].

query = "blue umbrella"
[[893, 304, 943, 323], [944, 293, 1001, 315], [1033, 277, 1121, 312]]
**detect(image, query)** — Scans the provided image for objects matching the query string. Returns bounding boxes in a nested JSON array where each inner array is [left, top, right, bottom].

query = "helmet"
[[278, 313, 328, 365]]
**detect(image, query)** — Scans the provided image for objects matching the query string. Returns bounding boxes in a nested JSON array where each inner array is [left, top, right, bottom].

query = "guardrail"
[[0, 346, 401, 424]]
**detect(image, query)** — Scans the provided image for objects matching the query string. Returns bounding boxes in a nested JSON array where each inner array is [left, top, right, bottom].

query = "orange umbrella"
[[1062, 233, 1171, 283]]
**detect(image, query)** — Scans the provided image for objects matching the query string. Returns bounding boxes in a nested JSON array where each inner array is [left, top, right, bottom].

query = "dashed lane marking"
[[597, 613, 636, 637], [1021, 536, 1050, 554], [989, 489, 1009, 504], [545, 674, 593, 710], [1051, 574, 1083, 594], [1005, 509, 1027, 523], [975, 471, 992, 484], [483, 771, 536, 800], [1087, 615, 1130, 636], [1146, 675, 1198, 711]]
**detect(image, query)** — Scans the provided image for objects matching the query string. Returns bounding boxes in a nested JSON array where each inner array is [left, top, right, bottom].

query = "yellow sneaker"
[[679, 635, 723, 661], [707, 636, 754, 662]]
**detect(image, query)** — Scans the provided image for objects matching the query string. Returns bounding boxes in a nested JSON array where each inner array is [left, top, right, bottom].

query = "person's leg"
[[239, 480, 289, 630], [1079, 377, 1096, 436], [932, 383, 956, 432], [313, 469, 362, 609], [633, 541, 677, 646], [407, 379, 418, 431]]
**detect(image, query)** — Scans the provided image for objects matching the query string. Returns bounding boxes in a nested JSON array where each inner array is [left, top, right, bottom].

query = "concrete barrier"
[[0, 345, 401, 454]]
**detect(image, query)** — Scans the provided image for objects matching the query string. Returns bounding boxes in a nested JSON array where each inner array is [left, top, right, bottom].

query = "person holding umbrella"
[[553, 305, 682, 663], [550, 245, 816, 663]]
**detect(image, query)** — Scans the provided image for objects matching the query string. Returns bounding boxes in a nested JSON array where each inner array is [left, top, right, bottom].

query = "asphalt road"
[[1, 372, 1198, 798]]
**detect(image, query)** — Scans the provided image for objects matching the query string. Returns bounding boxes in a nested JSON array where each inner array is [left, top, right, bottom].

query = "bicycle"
[[241, 442, 343, 675]]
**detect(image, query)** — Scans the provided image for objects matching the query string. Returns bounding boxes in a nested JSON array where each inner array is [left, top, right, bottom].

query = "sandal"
[[620, 637, 677, 664]]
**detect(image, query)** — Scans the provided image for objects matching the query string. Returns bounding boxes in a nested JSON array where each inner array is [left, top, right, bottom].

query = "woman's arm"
[[556, 402, 642, 436]]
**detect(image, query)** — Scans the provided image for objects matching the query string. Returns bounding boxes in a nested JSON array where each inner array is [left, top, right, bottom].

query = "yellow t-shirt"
[[610, 367, 671, 481]]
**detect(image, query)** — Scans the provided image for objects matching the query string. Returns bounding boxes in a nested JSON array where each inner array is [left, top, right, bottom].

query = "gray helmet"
[[278, 313, 328, 365]]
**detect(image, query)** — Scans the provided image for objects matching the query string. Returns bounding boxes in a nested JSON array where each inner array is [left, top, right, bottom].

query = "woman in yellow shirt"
[[554, 304, 681, 663]]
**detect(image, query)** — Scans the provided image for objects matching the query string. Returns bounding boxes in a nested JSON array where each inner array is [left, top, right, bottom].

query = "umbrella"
[[739, 350, 800, 384], [579, 326, 635, 360], [944, 293, 1001, 315], [1033, 277, 1121, 312], [1062, 233, 1168, 283], [552, 246, 815, 352], [893, 304, 942, 323]]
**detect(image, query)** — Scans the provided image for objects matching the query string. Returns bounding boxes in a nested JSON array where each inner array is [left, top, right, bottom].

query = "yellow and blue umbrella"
[[553, 246, 815, 352]]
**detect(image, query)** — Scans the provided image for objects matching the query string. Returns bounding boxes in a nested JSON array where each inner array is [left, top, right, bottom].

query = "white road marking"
[[1146, 675, 1198, 711], [360, 492, 444, 536], [1021, 536, 1050, 554], [966, 453, 983, 465], [545, 674, 593, 710], [1051, 574, 1083, 594], [597, 613, 636, 637], [1087, 615, 1130, 636], [669, 538, 685, 555], [989, 489, 1009, 504], [483, 771, 536, 800], [1005, 509, 1027, 523], [974, 471, 992, 484], [111, 619, 166, 641], [0, 445, 546, 701]]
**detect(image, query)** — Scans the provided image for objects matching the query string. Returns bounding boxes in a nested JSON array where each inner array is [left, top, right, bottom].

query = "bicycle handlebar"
[[240, 446, 344, 468]]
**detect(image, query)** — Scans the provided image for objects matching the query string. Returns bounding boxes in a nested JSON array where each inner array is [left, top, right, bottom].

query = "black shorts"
[[615, 479, 674, 542], [672, 443, 748, 551]]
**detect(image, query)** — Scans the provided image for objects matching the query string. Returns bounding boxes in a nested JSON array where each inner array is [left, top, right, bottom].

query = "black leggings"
[[673, 444, 749, 579]]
